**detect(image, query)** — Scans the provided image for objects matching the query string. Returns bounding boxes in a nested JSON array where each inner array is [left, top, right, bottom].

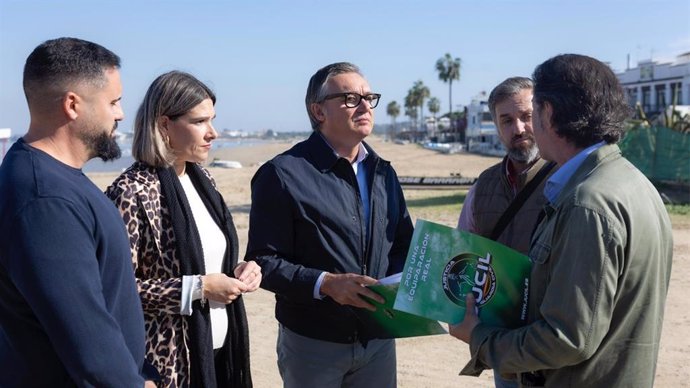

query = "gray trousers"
[[277, 324, 397, 388]]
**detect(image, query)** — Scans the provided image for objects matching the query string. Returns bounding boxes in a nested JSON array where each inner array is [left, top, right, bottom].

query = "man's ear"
[[541, 101, 554, 130], [62, 92, 80, 120], [310, 102, 326, 123]]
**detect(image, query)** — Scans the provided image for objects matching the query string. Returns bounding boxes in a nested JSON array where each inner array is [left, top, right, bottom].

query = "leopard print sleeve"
[[105, 167, 183, 316]]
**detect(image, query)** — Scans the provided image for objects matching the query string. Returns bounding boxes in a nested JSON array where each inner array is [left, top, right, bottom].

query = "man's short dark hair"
[[23, 37, 120, 107], [305, 62, 362, 131], [532, 54, 630, 148]]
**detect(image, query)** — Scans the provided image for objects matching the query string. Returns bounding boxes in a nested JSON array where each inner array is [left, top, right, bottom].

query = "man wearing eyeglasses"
[[246, 62, 414, 388]]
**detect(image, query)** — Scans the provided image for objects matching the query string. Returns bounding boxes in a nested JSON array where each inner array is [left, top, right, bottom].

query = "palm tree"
[[427, 97, 440, 138], [427, 97, 440, 119], [386, 101, 400, 140], [436, 53, 461, 126], [404, 105, 418, 140], [412, 80, 430, 132], [404, 90, 418, 131]]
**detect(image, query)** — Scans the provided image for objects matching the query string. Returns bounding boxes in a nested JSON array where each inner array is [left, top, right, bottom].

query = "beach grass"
[[666, 204, 690, 228], [404, 188, 467, 227], [667, 203, 690, 216], [404, 188, 690, 229]]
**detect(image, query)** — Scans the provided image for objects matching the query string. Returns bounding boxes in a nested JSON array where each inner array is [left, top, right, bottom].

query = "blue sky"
[[1, 0, 689, 134]]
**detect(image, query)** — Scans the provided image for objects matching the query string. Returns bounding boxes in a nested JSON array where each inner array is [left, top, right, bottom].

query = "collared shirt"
[[313, 136, 370, 299], [544, 141, 605, 203], [352, 144, 371, 230], [505, 158, 539, 196]]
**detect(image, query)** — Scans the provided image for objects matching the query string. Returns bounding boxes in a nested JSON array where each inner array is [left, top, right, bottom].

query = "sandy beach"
[[88, 136, 689, 387]]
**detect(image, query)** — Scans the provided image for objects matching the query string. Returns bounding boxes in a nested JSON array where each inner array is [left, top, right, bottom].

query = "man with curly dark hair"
[[451, 54, 673, 387]]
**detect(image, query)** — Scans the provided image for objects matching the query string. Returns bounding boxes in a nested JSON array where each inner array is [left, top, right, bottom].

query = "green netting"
[[619, 126, 690, 183]]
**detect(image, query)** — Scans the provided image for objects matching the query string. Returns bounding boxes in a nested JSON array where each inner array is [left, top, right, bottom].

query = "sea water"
[[2, 138, 267, 173]]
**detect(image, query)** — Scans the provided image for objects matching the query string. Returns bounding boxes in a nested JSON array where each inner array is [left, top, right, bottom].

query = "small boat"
[[209, 160, 242, 169]]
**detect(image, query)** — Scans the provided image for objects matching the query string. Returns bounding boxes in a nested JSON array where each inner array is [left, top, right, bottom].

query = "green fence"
[[619, 126, 690, 183]]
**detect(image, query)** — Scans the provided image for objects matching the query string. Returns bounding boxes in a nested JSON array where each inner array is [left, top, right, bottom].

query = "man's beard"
[[80, 122, 122, 162], [507, 136, 539, 164]]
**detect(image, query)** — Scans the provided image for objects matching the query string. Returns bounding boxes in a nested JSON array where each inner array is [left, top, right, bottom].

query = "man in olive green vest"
[[457, 76, 555, 388], [458, 77, 555, 255]]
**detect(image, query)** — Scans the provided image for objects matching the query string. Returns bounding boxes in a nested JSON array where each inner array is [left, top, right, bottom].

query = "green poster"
[[394, 219, 531, 328], [353, 280, 447, 339]]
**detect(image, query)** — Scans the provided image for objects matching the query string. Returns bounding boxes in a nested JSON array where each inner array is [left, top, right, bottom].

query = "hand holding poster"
[[353, 278, 447, 339], [394, 219, 531, 328]]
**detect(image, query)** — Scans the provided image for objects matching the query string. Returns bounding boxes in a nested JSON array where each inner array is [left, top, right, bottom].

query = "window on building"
[[671, 82, 682, 105], [641, 86, 651, 112], [626, 88, 638, 107], [655, 84, 666, 109]]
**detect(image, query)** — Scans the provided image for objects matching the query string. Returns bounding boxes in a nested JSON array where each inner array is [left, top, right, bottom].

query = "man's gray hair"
[[305, 62, 363, 130]]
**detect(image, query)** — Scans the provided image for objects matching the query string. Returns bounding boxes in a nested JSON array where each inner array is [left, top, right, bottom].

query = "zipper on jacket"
[[362, 158, 380, 277], [341, 158, 368, 275], [356, 181, 367, 275]]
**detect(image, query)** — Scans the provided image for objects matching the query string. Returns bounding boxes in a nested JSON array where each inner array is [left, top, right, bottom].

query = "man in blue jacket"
[[246, 62, 414, 388], [0, 37, 155, 387], [451, 54, 673, 387]]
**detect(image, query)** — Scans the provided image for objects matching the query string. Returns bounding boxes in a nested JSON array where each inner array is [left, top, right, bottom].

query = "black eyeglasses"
[[319, 92, 381, 109]]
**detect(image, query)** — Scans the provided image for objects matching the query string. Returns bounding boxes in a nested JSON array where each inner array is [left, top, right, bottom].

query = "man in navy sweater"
[[0, 37, 155, 387]]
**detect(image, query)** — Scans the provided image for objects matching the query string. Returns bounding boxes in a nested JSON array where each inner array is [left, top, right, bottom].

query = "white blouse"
[[178, 173, 228, 349]]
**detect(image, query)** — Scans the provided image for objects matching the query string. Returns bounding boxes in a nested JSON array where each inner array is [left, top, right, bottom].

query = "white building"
[[465, 96, 505, 156], [1, 128, 11, 160], [466, 96, 496, 139], [617, 52, 690, 115]]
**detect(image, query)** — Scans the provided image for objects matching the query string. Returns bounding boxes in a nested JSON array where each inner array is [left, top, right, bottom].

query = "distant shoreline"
[[1, 137, 284, 173], [82, 138, 277, 173]]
